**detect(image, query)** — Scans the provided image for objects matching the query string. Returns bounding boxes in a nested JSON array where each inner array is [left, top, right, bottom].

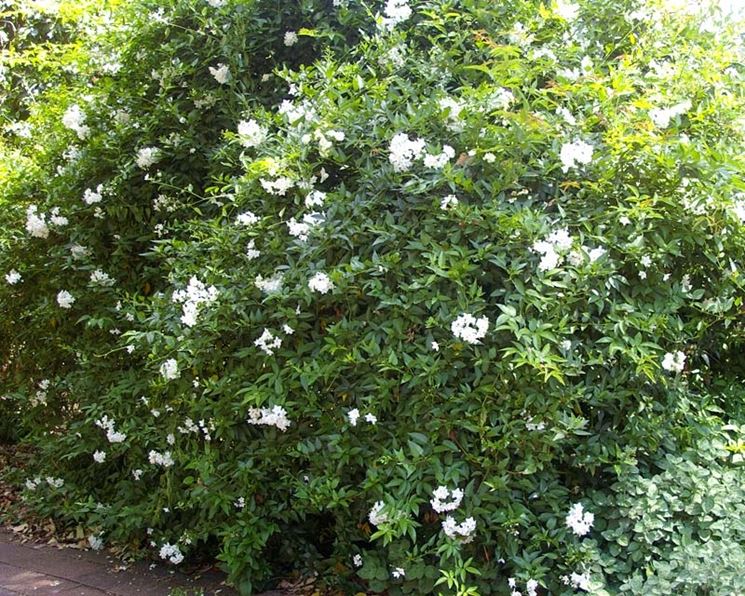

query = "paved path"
[[0, 530, 239, 595]]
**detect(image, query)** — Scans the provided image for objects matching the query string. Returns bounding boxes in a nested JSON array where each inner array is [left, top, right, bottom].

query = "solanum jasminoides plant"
[[2, 0, 745, 594]]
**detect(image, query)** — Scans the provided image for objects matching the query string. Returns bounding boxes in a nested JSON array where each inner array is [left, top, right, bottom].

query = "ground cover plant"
[[1, 0, 745, 594]]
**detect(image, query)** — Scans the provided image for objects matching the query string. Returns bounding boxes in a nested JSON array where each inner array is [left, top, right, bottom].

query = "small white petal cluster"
[[255, 328, 282, 355], [431, 486, 464, 513], [209, 63, 231, 84], [308, 271, 334, 294], [382, 0, 412, 28], [93, 450, 106, 463], [388, 132, 426, 172], [62, 104, 90, 139], [353, 554, 363, 567], [451, 313, 489, 344], [160, 358, 180, 381], [423, 145, 455, 169], [488, 87, 515, 111], [236, 211, 259, 226], [278, 99, 316, 124], [172, 276, 218, 327], [136, 146, 160, 169], [304, 190, 326, 208], [559, 139, 593, 172], [649, 100, 691, 129], [661, 350, 686, 373], [562, 572, 591, 591], [237, 119, 267, 148], [255, 273, 284, 294], [247, 405, 291, 431], [95, 415, 127, 443], [532, 228, 574, 271], [391, 567, 406, 579], [5, 269, 21, 285], [348, 408, 377, 426], [57, 290, 75, 309], [48, 207, 68, 227], [287, 212, 324, 242], [442, 515, 477, 543], [46, 476, 64, 488], [90, 270, 114, 286], [26, 205, 50, 239], [440, 194, 459, 210], [368, 500, 389, 526], [206, 0, 225, 6], [555, 0, 579, 20], [566, 502, 594, 537], [284, 31, 299, 46], [246, 240, 261, 260], [31, 379, 49, 407], [149, 450, 175, 467], [159, 543, 184, 564], [260, 176, 295, 196], [83, 184, 104, 205]]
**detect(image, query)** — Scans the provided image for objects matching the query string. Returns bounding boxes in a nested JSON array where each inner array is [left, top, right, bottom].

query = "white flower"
[[149, 450, 175, 468], [451, 313, 489, 344], [159, 543, 184, 565], [442, 515, 477, 543], [526, 579, 539, 596], [255, 328, 282, 355], [284, 31, 299, 46], [368, 500, 388, 526], [62, 104, 90, 139], [25, 205, 49, 239], [565, 502, 594, 537], [237, 119, 267, 148], [172, 276, 218, 327], [440, 194, 459, 210], [235, 497, 246, 509], [483, 152, 496, 163], [260, 176, 295, 196], [661, 350, 686, 373], [649, 100, 691, 129], [392, 567, 406, 579], [160, 358, 180, 381], [209, 63, 230, 84], [46, 477, 64, 489], [90, 269, 114, 286], [353, 554, 363, 567], [255, 273, 284, 294], [83, 185, 104, 205], [424, 145, 455, 169], [587, 247, 606, 263], [431, 486, 464, 513], [308, 272, 334, 294], [247, 405, 291, 431], [364, 413, 377, 425], [206, 0, 225, 6], [554, 0, 579, 20], [431, 340, 440, 351], [136, 147, 160, 169], [57, 290, 75, 309], [5, 270, 21, 285], [282, 324, 294, 335], [246, 240, 261, 260], [382, 0, 412, 28], [388, 132, 426, 172], [236, 211, 259, 226], [559, 140, 593, 172], [533, 228, 574, 271], [348, 408, 360, 426], [93, 450, 106, 463], [304, 190, 326, 208], [96, 415, 127, 443], [132, 469, 143, 480], [568, 571, 591, 591], [287, 212, 324, 242]]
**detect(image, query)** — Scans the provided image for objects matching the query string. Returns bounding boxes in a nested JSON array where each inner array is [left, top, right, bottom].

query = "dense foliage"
[[2, 0, 745, 594]]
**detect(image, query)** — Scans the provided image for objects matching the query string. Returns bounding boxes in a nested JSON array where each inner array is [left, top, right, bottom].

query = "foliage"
[[1, 0, 745, 594]]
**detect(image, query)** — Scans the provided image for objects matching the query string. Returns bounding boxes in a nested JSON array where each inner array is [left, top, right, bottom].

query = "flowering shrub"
[[2, 0, 745, 594]]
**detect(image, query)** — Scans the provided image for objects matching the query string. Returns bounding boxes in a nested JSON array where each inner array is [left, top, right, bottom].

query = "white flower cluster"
[[246, 240, 261, 260], [255, 328, 282, 355], [562, 571, 591, 591], [90, 269, 114, 286], [566, 502, 594, 537], [287, 212, 324, 242], [509, 577, 539, 596], [95, 415, 126, 443], [236, 211, 259, 226], [309, 128, 345, 153], [661, 350, 686, 373], [149, 450, 175, 468], [31, 379, 50, 407], [440, 194, 459, 210], [160, 358, 180, 381], [308, 271, 334, 294], [278, 99, 316, 124], [442, 515, 477, 543], [209, 63, 230, 84], [83, 184, 104, 205], [255, 273, 284, 294], [247, 405, 291, 431], [62, 104, 90, 139], [159, 543, 184, 565], [559, 139, 593, 172], [284, 31, 298, 46], [260, 176, 295, 196], [423, 144, 455, 169], [488, 87, 516, 111], [93, 450, 106, 463], [237, 119, 267, 148], [382, 0, 412, 28], [352, 554, 363, 567], [451, 313, 489, 344], [172, 276, 218, 327], [304, 190, 326, 208], [25, 476, 64, 490], [554, 0, 579, 20], [388, 132, 426, 172], [347, 408, 377, 426], [430, 485, 464, 513], [392, 567, 405, 579], [26, 205, 49, 239], [649, 100, 691, 129], [5, 269, 21, 285], [532, 228, 573, 271], [57, 290, 75, 309], [368, 500, 389, 526], [136, 146, 160, 169]]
